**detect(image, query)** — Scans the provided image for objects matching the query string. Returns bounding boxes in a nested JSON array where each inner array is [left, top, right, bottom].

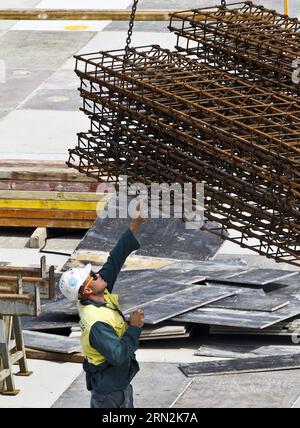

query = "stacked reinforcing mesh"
[[169, 1, 300, 96], [67, 43, 300, 265]]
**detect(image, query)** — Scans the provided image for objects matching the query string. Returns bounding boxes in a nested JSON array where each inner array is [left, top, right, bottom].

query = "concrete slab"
[[37, 69, 79, 90], [0, 228, 32, 248], [136, 338, 212, 364], [11, 20, 111, 32], [22, 88, 79, 111], [0, 110, 89, 159], [0, 21, 17, 32], [0, 247, 70, 272], [105, 21, 170, 33], [0, 69, 52, 109], [172, 369, 300, 408], [0, 31, 95, 71], [1, 0, 41, 7], [0, 359, 82, 408], [62, 31, 176, 69], [0, 228, 82, 252], [52, 362, 190, 408], [36, 0, 132, 9], [292, 394, 300, 408], [0, 109, 13, 121]]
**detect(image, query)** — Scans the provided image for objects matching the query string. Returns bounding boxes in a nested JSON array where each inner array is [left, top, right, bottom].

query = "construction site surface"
[[1, 0, 300, 409]]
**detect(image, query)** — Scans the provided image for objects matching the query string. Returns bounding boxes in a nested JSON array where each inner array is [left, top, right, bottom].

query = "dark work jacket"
[[80, 228, 141, 394]]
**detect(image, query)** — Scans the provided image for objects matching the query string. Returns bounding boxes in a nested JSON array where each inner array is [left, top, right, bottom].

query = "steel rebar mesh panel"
[[169, 1, 300, 95], [79, 82, 300, 217], [68, 45, 300, 265], [74, 46, 300, 182], [68, 110, 300, 265]]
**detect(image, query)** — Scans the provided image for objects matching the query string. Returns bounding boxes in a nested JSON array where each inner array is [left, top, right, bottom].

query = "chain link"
[[221, 0, 227, 6], [124, 0, 139, 63]]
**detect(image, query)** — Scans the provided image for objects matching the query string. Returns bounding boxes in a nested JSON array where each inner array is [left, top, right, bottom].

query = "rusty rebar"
[[67, 8, 300, 265]]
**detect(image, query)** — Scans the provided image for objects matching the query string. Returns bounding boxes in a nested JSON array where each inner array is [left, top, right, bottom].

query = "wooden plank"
[[0, 296, 40, 316], [173, 303, 300, 330], [0, 9, 177, 21], [0, 266, 41, 276], [179, 354, 300, 378], [29, 228, 47, 249], [123, 284, 237, 325], [0, 191, 110, 202], [0, 285, 48, 299], [65, 251, 180, 272], [0, 218, 94, 228], [0, 168, 97, 182], [0, 209, 97, 220], [0, 369, 10, 383], [25, 348, 84, 364], [0, 276, 48, 284], [0, 199, 106, 211], [0, 160, 67, 167], [0, 294, 31, 300], [0, 180, 100, 192], [0, 261, 55, 301], [0, 9, 267, 22]]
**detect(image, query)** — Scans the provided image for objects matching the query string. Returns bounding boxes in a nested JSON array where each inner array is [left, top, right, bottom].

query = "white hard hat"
[[59, 263, 92, 301]]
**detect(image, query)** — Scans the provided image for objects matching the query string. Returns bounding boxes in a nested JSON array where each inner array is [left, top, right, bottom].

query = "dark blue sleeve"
[[89, 321, 141, 366], [98, 228, 140, 292]]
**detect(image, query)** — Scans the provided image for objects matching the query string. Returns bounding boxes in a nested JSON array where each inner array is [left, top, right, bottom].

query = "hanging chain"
[[221, 0, 227, 6], [124, 0, 139, 63]]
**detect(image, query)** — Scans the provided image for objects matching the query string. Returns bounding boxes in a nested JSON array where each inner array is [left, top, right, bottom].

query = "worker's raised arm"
[[98, 202, 147, 292]]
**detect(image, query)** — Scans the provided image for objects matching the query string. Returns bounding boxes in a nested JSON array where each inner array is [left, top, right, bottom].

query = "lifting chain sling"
[[124, 0, 140, 63]]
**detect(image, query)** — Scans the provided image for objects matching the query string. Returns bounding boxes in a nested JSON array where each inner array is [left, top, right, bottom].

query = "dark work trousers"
[[91, 384, 134, 408]]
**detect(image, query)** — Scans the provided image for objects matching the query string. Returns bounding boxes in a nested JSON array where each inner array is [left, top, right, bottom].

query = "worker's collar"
[[79, 289, 109, 307], [79, 299, 107, 308]]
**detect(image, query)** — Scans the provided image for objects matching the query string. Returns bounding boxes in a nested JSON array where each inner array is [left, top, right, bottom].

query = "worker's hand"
[[129, 309, 145, 328], [130, 200, 148, 234]]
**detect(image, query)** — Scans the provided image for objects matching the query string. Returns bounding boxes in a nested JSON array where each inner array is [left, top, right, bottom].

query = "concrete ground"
[[1, 0, 300, 409]]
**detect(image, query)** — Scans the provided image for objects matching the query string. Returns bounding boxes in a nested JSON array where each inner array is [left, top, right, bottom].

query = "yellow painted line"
[[0, 191, 112, 202], [0, 199, 106, 211]]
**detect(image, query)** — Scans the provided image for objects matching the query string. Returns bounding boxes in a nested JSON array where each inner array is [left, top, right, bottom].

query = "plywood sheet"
[[195, 341, 300, 358], [77, 202, 225, 260], [206, 283, 289, 312], [173, 303, 300, 329], [180, 354, 300, 377], [123, 284, 236, 324], [216, 269, 298, 286], [23, 330, 81, 354]]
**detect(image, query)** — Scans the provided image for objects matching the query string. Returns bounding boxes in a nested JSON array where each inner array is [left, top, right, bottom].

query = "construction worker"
[[59, 204, 147, 408]]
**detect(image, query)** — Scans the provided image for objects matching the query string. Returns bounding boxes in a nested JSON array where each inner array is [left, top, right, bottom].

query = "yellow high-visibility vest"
[[77, 290, 128, 366]]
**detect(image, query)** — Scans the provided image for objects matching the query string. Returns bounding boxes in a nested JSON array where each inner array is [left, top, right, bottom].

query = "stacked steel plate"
[[67, 2, 300, 266]]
